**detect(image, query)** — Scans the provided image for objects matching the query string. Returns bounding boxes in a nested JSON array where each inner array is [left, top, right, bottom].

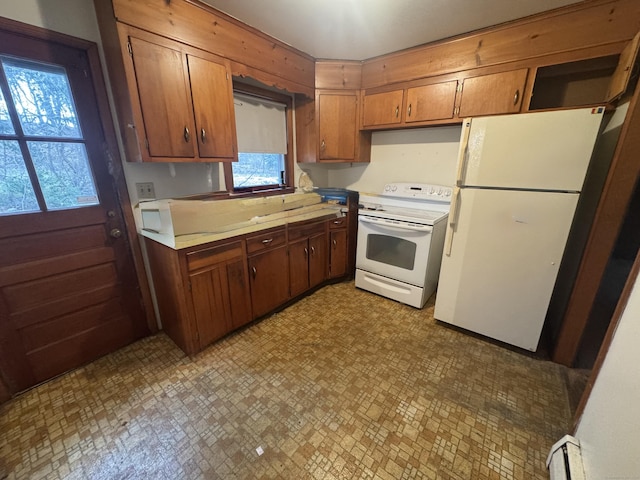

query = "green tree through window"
[[0, 57, 98, 214]]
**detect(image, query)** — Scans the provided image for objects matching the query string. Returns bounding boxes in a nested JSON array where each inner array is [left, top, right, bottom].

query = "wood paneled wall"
[[104, 0, 315, 95], [361, 0, 640, 89]]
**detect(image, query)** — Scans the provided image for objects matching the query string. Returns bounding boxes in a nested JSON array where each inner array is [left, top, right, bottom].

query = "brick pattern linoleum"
[[0, 282, 572, 479]]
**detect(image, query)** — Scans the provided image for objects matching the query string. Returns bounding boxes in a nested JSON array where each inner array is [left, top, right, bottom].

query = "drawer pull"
[[200, 128, 206, 143], [252, 266, 257, 278], [395, 105, 399, 118], [183, 126, 190, 142], [304, 247, 308, 257], [333, 219, 344, 225], [333, 239, 337, 248], [513, 89, 520, 106], [310, 246, 315, 255], [261, 238, 274, 245], [407, 103, 412, 117]]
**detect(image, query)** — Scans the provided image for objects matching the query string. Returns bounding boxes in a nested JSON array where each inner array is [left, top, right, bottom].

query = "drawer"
[[186, 241, 243, 272], [328, 215, 347, 229], [246, 228, 286, 254], [288, 220, 325, 242]]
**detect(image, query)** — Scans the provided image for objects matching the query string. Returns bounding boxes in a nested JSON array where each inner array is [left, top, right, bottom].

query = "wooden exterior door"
[[0, 24, 149, 394]]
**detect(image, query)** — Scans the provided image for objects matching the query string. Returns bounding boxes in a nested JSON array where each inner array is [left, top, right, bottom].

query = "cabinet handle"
[[183, 126, 190, 142], [333, 219, 343, 225], [320, 139, 326, 150], [304, 247, 308, 257], [252, 266, 257, 278], [333, 239, 337, 248], [261, 238, 273, 245], [200, 128, 206, 143], [407, 103, 412, 117], [310, 246, 315, 255], [513, 89, 520, 106], [395, 105, 399, 118]]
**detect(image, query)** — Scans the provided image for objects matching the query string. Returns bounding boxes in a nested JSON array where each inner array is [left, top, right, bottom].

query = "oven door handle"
[[359, 216, 432, 233]]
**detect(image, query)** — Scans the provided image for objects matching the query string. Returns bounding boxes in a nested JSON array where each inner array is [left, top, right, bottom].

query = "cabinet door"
[[227, 258, 252, 330], [187, 54, 237, 160], [405, 81, 458, 123], [289, 238, 310, 298], [362, 90, 404, 127], [458, 69, 528, 118], [128, 36, 196, 159], [318, 93, 357, 161], [248, 245, 289, 318], [329, 229, 348, 279], [189, 264, 232, 348], [309, 232, 327, 288]]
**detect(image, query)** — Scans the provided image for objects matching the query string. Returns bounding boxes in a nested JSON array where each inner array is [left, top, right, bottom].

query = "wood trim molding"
[[572, 246, 640, 431], [553, 76, 640, 366], [86, 42, 159, 334]]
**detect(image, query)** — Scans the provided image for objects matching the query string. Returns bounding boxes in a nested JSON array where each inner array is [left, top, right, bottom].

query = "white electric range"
[[355, 183, 452, 308]]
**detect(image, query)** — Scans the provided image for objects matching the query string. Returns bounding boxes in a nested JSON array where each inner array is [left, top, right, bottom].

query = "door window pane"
[[2, 58, 82, 138], [0, 140, 39, 214], [28, 142, 98, 210], [366, 234, 417, 270], [0, 89, 14, 134]]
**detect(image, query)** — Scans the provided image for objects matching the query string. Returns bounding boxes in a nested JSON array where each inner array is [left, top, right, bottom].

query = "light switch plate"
[[136, 182, 155, 200]]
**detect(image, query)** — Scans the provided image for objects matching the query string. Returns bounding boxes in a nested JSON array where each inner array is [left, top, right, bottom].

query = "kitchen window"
[[223, 84, 294, 193]]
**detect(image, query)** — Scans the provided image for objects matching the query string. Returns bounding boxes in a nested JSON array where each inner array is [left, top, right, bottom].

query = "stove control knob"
[[391, 185, 397, 192], [384, 184, 391, 192], [444, 189, 452, 197]]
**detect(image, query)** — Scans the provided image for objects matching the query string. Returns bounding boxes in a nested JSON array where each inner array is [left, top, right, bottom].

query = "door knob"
[[110, 228, 122, 239]]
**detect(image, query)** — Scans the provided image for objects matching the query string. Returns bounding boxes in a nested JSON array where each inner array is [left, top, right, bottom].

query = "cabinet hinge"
[[127, 41, 133, 57]]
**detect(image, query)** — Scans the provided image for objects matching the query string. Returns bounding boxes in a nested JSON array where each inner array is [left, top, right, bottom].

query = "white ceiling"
[[201, 0, 584, 61]]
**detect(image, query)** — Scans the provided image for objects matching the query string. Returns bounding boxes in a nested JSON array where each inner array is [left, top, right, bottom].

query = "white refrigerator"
[[434, 107, 605, 351]]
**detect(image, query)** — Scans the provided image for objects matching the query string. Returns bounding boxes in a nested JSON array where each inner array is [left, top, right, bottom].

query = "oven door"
[[356, 214, 433, 287]]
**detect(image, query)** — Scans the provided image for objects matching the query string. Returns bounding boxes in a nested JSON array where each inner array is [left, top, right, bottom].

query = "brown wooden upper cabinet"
[[296, 89, 371, 163], [362, 80, 459, 128], [119, 25, 237, 162], [457, 69, 528, 118], [318, 93, 358, 161]]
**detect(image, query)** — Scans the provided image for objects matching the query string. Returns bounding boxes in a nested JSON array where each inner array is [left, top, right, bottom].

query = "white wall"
[[316, 126, 462, 193], [0, 0, 100, 42], [574, 268, 640, 478]]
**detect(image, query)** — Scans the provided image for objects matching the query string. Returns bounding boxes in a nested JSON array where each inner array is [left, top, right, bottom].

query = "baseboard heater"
[[547, 435, 586, 480]]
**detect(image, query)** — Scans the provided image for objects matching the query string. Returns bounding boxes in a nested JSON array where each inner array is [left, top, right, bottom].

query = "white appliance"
[[356, 183, 451, 308], [435, 107, 605, 351]]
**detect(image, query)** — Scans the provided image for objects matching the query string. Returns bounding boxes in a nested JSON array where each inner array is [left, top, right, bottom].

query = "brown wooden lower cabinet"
[[289, 221, 327, 297], [144, 213, 353, 356], [248, 244, 290, 318], [329, 225, 348, 279]]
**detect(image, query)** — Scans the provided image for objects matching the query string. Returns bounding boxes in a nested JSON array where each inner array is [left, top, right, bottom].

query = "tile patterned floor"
[[0, 282, 572, 479]]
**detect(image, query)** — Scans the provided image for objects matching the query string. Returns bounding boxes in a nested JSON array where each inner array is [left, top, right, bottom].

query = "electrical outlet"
[[135, 182, 155, 200]]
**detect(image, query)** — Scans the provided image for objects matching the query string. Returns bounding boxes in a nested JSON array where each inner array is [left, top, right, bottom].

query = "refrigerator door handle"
[[455, 120, 472, 186], [445, 187, 461, 256]]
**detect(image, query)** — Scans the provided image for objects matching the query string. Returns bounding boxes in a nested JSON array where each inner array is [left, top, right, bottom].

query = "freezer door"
[[456, 108, 604, 191], [434, 188, 579, 351]]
